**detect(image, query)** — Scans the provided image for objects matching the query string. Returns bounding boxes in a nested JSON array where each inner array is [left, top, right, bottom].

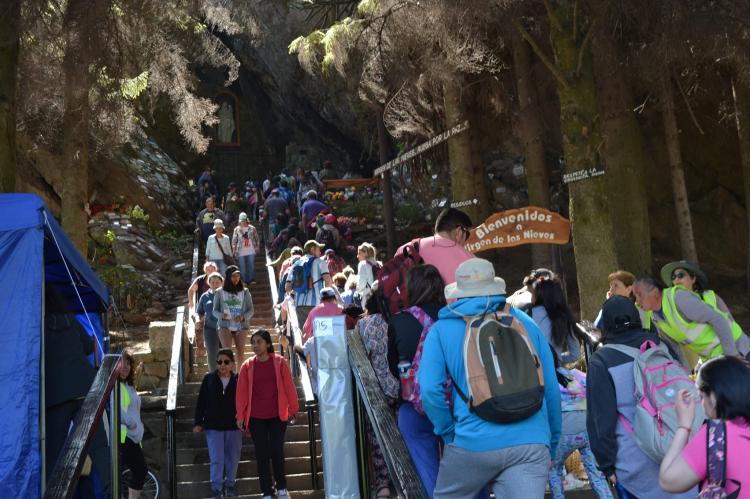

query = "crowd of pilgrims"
[[182, 165, 750, 499]]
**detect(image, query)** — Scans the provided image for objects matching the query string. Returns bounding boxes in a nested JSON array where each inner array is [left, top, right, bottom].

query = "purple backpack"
[[697, 420, 741, 499], [403, 306, 452, 415]]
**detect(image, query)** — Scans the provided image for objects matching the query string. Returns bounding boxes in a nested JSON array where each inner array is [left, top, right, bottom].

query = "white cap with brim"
[[444, 258, 507, 300]]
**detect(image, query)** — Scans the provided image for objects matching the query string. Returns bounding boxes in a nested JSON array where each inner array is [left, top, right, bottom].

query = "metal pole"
[[40, 280, 46, 495], [307, 405, 318, 489], [110, 380, 120, 499], [352, 377, 370, 498]]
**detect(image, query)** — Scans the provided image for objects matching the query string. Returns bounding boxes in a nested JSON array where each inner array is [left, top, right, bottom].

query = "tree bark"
[[511, 31, 552, 268], [543, 2, 619, 319], [731, 78, 750, 290], [444, 78, 484, 225], [61, 0, 95, 255], [660, 72, 699, 263], [0, 0, 21, 193], [592, 26, 652, 276], [376, 106, 397, 256]]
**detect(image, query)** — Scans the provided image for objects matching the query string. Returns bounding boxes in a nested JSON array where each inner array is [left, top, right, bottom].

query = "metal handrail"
[[347, 330, 428, 499], [266, 252, 319, 489], [44, 354, 122, 499], [165, 306, 186, 499]]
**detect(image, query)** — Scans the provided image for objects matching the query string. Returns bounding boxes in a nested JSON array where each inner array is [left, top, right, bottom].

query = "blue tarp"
[[0, 194, 109, 498]]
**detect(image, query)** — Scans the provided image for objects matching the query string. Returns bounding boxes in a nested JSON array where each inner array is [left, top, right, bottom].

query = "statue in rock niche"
[[217, 101, 236, 143]]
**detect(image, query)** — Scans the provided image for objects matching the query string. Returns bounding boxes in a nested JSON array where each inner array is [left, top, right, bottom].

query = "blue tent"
[[0, 194, 109, 498]]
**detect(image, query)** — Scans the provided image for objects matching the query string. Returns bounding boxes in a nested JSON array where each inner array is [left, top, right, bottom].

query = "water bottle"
[[397, 360, 415, 401]]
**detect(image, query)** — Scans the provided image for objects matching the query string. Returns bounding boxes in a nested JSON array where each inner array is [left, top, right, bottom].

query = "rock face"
[[198, 2, 367, 183]]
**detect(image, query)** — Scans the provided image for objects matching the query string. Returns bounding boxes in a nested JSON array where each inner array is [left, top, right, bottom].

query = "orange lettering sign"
[[465, 207, 571, 252]]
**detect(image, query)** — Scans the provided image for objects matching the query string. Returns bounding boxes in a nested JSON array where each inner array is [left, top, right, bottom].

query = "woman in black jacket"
[[194, 348, 243, 499]]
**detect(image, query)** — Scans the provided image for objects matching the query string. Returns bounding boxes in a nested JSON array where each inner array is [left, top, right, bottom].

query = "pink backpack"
[[402, 306, 452, 414]]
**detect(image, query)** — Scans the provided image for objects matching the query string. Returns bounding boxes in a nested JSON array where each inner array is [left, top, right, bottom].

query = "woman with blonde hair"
[[356, 242, 380, 303]]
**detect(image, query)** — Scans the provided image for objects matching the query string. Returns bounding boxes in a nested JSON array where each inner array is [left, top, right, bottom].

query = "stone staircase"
[[173, 251, 324, 498]]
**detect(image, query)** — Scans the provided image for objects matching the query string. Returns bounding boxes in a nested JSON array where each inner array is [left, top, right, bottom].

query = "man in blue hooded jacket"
[[418, 258, 561, 498]]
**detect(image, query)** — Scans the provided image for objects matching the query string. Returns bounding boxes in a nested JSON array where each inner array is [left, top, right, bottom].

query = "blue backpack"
[[291, 256, 319, 295]]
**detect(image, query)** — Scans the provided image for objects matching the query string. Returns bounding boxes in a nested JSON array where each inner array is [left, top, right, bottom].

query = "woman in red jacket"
[[236, 329, 299, 499]]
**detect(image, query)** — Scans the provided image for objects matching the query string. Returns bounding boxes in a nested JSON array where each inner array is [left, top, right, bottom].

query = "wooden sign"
[[374, 121, 470, 176], [465, 206, 571, 252]]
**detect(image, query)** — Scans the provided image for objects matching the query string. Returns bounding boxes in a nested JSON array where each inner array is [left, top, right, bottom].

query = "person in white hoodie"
[[356, 242, 380, 304], [119, 350, 147, 499]]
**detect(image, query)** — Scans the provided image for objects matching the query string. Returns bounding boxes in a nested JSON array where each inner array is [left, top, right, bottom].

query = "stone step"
[[176, 456, 323, 482], [176, 440, 321, 465], [175, 419, 320, 439], [200, 491, 324, 499], [174, 405, 314, 425], [176, 425, 319, 447], [176, 472, 324, 498]]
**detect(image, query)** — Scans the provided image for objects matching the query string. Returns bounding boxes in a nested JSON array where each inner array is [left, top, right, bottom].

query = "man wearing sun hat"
[[417, 258, 561, 498]]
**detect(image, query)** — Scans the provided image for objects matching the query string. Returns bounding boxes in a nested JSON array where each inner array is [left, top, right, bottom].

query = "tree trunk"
[[731, 78, 750, 290], [0, 0, 20, 193], [660, 72, 698, 263], [591, 27, 652, 276], [376, 107, 397, 256], [61, 0, 94, 255], [444, 78, 485, 225], [544, 2, 619, 319], [511, 31, 552, 268]]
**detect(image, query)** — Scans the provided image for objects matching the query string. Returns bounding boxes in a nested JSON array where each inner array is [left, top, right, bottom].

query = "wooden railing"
[[44, 353, 122, 499], [347, 330, 428, 499]]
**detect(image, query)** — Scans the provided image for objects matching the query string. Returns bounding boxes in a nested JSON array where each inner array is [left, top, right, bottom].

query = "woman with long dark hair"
[[236, 330, 299, 499], [213, 265, 253, 366], [119, 350, 147, 499], [387, 264, 446, 497], [531, 277, 581, 364], [660, 356, 750, 496]]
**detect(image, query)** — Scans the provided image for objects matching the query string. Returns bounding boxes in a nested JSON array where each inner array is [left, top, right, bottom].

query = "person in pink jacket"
[[236, 330, 299, 499]]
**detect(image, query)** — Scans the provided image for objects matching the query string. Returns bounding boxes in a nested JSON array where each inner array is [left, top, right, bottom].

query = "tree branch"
[[542, 0, 564, 33], [513, 20, 569, 90], [674, 70, 705, 135]]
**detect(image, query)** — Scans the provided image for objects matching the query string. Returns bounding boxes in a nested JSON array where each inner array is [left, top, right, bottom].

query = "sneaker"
[[276, 489, 290, 497], [262, 496, 273, 499], [211, 490, 223, 499], [224, 485, 236, 497]]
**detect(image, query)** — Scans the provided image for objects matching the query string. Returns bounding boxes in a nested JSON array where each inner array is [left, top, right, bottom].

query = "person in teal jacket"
[[418, 258, 562, 499]]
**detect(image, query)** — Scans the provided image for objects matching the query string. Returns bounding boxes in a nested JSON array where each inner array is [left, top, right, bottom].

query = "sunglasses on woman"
[[671, 271, 689, 280], [217, 359, 232, 365]]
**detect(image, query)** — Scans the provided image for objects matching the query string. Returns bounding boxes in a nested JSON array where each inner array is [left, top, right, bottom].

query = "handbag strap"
[[216, 235, 231, 258], [706, 419, 728, 487]]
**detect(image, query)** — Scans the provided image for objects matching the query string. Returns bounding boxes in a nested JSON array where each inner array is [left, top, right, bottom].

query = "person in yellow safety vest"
[[633, 277, 750, 363], [119, 351, 148, 499], [660, 260, 741, 321]]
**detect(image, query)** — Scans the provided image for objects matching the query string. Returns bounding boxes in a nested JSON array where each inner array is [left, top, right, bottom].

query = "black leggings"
[[121, 437, 147, 490], [249, 417, 288, 496]]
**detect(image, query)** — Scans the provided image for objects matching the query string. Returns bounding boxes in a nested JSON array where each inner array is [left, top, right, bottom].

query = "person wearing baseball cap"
[[417, 258, 561, 498], [285, 240, 336, 328]]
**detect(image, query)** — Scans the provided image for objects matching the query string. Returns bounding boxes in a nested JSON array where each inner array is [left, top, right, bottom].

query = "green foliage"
[[356, 0, 378, 16], [96, 264, 153, 312], [288, 31, 326, 55], [290, 18, 362, 76], [335, 197, 379, 218], [105, 229, 116, 244], [126, 204, 150, 222], [121, 71, 149, 100], [395, 203, 423, 225]]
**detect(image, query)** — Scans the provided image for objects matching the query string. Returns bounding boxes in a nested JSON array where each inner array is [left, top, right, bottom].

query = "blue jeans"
[[210, 259, 226, 278], [204, 429, 243, 492], [398, 402, 440, 498], [203, 326, 220, 370], [237, 254, 256, 283]]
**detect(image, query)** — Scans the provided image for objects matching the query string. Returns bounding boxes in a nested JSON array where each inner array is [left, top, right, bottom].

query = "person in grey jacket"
[[196, 272, 224, 373], [530, 276, 581, 364], [586, 296, 694, 499], [213, 266, 254, 367], [119, 350, 147, 499]]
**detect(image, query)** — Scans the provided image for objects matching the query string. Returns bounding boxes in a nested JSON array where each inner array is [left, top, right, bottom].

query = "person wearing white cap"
[[232, 212, 260, 284], [417, 258, 561, 498], [206, 218, 232, 276]]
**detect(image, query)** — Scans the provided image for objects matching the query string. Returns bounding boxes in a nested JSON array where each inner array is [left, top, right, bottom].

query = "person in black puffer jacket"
[[194, 348, 243, 498]]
